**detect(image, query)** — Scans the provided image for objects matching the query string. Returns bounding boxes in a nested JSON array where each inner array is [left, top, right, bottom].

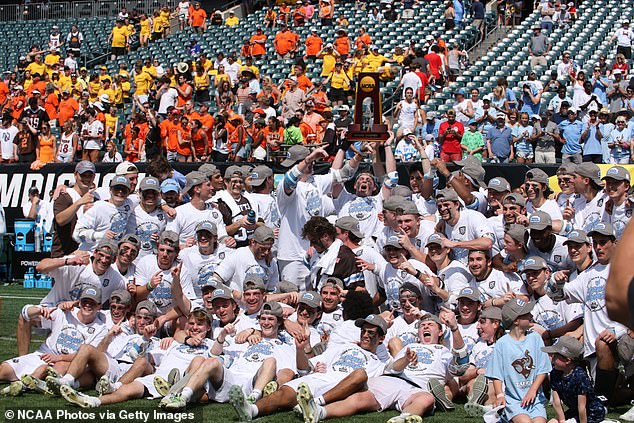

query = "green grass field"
[[0, 285, 630, 423]]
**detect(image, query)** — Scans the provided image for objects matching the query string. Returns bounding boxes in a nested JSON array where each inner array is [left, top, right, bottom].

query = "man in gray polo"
[[529, 26, 551, 69]]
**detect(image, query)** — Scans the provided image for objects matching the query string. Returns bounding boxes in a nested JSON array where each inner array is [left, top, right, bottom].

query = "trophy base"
[[346, 124, 389, 142]]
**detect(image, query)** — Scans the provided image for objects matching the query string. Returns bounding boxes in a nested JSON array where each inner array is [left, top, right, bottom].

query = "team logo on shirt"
[[586, 276, 606, 311], [244, 341, 274, 362], [554, 255, 562, 263], [626, 209, 632, 218], [110, 211, 129, 239], [348, 197, 375, 221], [512, 350, 535, 379], [197, 262, 218, 288], [598, 199, 604, 207], [473, 347, 494, 368], [459, 226, 466, 235], [409, 345, 434, 367], [56, 326, 87, 354], [136, 222, 161, 251], [536, 310, 563, 330], [331, 348, 369, 373]]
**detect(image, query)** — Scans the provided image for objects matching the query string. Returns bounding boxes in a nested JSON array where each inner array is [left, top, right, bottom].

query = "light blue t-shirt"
[[486, 331, 552, 420], [512, 124, 534, 155], [558, 119, 584, 155], [581, 122, 603, 156]]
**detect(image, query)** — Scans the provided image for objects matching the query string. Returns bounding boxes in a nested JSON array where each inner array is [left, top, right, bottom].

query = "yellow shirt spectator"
[[44, 53, 61, 68], [98, 87, 116, 103], [25, 62, 47, 77], [226, 15, 239, 26], [320, 52, 337, 77], [365, 53, 387, 71], [139, 18, 151, 35], [134, 71, 153, 95], [111, 25, 128, 48], [239, 64, 260, 79], [329, 71, 350, 90], [105, 113, 119, 138]]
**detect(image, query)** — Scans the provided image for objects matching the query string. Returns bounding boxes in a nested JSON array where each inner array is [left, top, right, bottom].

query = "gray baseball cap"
[[110, 175, 131, 190], [195, 220, 218, 235], [250, 165, 273, 186], [224, 165, 244, 179], [602, 165, 630, 182], [199, 163, 219, 178], [110, 289, 132, 305], [457, 286, 482, 302], [588, 222, 615, 238], [541, 335, 583, 359], [139, 176, 161, 192], [244, 275, 266, 291], [454, 155, 481, 168], [392, 185, 413, 199], [556, 163, 576, 176], [260, 301, 283, 317], [335, 216, 364, 239], [80, 285, 102, 303], [461, 164, 486, 187], [506, 224, 528, 249], [184, 171, 207, 193], [480, 306, 503, 321], [75, 160, 96, 174], [425, 232, 446, 247], [528, 211, 552, 230], [281, 145, 310, 167], [502, 298, 534, 327], [322, 276, 344, 290], [399, 282, 422, 298], [384, 235, 403, 249], [158, 230, 179, 248], [525, 168, 550, 185], [399, 201, 421, 216], [119, 234, 141, 250], [96, 238, 119, 256], [575, 162, 603, 186], [299, 291, 321, 309], [252, 226, 275, 244], [383, 195, 407, 212], [435, 188, 460, 203], [520, 256, 548, 272], [355, 313, 388, 335], [503, 192, 527, 208], [135, 299, 159, 317], [277, 280, 300, 293], [563, 229, 590, 245], [211, 285, 233, 301], [487, 177, 511, 193]]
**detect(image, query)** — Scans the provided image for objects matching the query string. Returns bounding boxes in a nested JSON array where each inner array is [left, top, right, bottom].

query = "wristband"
[[184, 335, 192, 345], [496, 393, 504, 398], [64, 257, 68, 266], [216, 337, 225, 344], [414, 270, 422, 279], [147, 281, 155, 292]]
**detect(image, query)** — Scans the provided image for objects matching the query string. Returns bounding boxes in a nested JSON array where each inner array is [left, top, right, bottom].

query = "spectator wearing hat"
[[607, 114, 632, 164], [108, 20, 129, 61], [610, 19, 634, 61], [461, 119, 484, 161], [318, 0, 334, 25], [73, 175, 135, 252], [281, 76, 306, 121], [453, 88, 474, 126], [555, 106, 583, 164], [601, 165, 632, 238], [579, 108, 603, 163], [607, 69, 629, 113], [395, 129, 421, 162], [1, 285, 107, 393], [529, 26, 551, 69], [563, 162, 607, 232]]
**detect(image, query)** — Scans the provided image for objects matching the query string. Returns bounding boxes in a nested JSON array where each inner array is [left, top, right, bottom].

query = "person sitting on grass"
[[0, 286, 106, 396], [58, 307, 212, 408], [542, 336, 606, 423]]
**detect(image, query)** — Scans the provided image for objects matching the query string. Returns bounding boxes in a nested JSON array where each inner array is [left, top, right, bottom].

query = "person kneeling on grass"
[[59, 308, 212, 408], [542, 336, 606, 423], [158, 301, 297, 410], [228, 314, 389, 421], [0, 286, 107, 396], [293, 311, 470, 423], [45, 299, 160, 396]]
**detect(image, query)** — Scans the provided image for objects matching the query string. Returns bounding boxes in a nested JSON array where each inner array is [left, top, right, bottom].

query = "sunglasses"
[[558, 177, 572, 184]]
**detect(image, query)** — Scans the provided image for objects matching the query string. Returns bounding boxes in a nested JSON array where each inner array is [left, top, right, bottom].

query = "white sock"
[[251, 389, 262, 400], [112, 381, 122, 391], [181, 387, 193, 402], [316, 395, 325, 406], [250, 404, 258, 418], [61, 374, 75, 384], [93, 397, 102, 407], [319, 405, 327, 419]]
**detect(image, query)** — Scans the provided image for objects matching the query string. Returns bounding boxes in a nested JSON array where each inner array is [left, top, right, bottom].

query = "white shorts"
[[284, 372, 344, 398], [57, 153, 73, 163], [205, 367, 254, 403], [105, 356, 133, 382], [367, 376, 429, 412], [83, 140, 101, 150], [4, 352, 47, 379]]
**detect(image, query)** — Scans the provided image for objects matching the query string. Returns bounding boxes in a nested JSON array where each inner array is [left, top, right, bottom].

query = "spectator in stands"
[[189, 3, 207, 33], [555, 107, 583, 164], [610, 19, 634, 62], [438, 109, 464, 162], [528, 26, 550, 70], [226, 12, 239, 27], [108, 20, 129, 61], [487, 115, 514, 163]]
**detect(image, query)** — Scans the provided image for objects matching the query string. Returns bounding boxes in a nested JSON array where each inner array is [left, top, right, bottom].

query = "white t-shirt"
[[385, 316, 419, 347], [22, 198, 54, 233], [335, 190, 384, 239], [0, 125, 18, 159], [179, 244, 232, 299], [276, 174, 333, 261], [601, 200, 632, 239], [443, 209, 495, 264], [317, 304, 344, 337], [526, 199, 563, 222], [41, 262, 125, 306], [73, 199, 134, 251], [247, 192, 281, 228], [310, 343, 385, 378], [472, 268, 527, 300], [230, 337, 296, 375], [375, 259, 436, 312], [391, 342, 453, 386], [126, 204, 167, 260], [531, 293, 582, 331], [470, 340, 495, 369], [437, 260, 472, 305], [211, 317, 253, 362], [563, 262, 628, 356], [214, 245, 279, 293], [526, 234, 574, 272], [81, 120, 104, 150], [134, 254, 178, 314], [157, 88, 179, 114], [39, 308, 107, 355], [166, 202, 227, 244], [351, 244, 387, 298], [571, 192, 607, 233], [108, 333, 160, 364]]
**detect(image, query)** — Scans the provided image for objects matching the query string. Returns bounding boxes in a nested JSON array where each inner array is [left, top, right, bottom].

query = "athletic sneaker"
[[96, 375, 114, 396], [387, 413, 423, 423], [263, 380, 278, 397], [297, 382, 325, 423], [0, 380, 25, 396], [469, 374, 488, 405], [45, 375, 69, 395], [153, 376, 171, 397], [464, 402, 493, 418], [621, 403, 634, 422], [229, 385, 254, 422], [21, 375, 54, 395], [60, 385, 100, 408], [161, 393, 186, 411], [168, 368, 181, 386], [45, 367, 60, 379], [428, 378, 455, 411]]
